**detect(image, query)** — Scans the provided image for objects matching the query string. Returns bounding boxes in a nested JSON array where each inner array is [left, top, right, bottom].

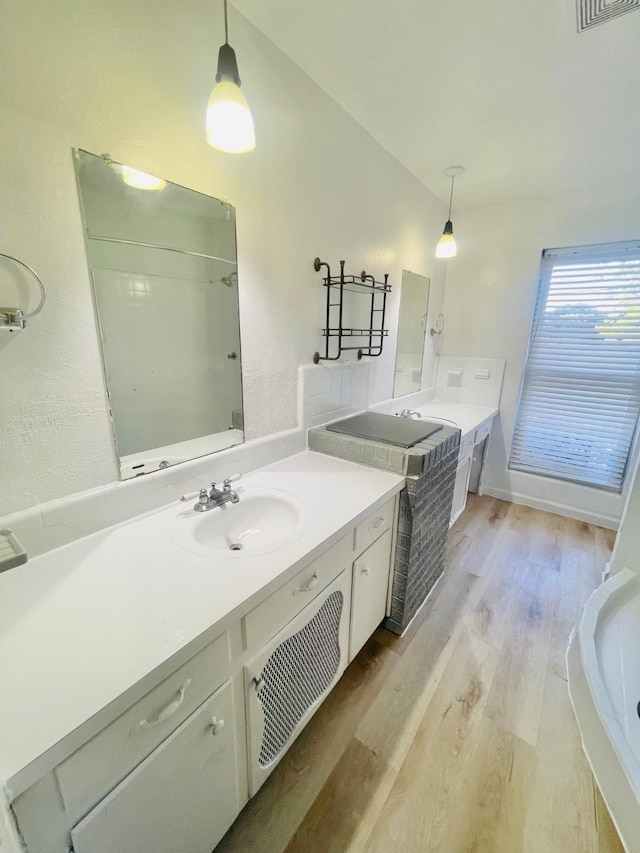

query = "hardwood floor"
[[217, 495, 623, 853]]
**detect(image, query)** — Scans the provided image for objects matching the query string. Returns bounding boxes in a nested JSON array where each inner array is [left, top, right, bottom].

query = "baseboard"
[[480, 485, 619, 530]]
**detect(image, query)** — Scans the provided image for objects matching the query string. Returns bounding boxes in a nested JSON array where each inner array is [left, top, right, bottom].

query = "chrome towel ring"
[[0, 252, 46, 330]]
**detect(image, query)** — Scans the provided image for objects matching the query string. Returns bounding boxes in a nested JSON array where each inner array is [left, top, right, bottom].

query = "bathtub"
[[567, 567, 640, 852]]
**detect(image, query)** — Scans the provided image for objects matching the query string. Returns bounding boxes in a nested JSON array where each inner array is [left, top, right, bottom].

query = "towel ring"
[[0, 253, 47, 330], [430, 313, 445, 337]]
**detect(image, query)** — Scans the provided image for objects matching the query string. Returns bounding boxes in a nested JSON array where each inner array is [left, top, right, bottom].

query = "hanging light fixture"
[[206, 0, 255, 154], [436, 166, 464, 258]]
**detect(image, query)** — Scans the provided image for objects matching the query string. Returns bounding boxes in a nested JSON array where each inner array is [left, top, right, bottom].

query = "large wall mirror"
[[393, 269, 430, 397], [74, 149, 244, 479]]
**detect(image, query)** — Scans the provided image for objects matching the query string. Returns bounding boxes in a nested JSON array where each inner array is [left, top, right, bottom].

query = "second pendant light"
[[436, 166, 464, 258]]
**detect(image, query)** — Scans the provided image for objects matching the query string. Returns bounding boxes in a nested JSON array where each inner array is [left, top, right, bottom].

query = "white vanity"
[[404, 401, 498, 526], [0, 452, 403, 853]]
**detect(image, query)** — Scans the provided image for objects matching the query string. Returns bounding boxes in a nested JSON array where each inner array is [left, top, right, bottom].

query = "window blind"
[[509, 240, 640, 492]]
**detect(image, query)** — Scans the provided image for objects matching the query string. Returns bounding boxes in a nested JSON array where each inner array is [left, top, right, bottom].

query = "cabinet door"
[[70, 682, 239, 853], [245, 569, 351, 795], [450, 454, 473, 528], [350, 529, 393, 661]]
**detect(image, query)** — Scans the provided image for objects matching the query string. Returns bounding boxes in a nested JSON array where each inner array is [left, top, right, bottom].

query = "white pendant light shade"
[[121, 166, 166, 191], [207, 80, 255, 153], [436, 222, 457, 258], [435, 166, 464, 259], [207, 0, 255, 154]]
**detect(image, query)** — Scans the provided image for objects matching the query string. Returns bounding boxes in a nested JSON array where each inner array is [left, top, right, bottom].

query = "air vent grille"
[[577, 0, 639, 31], [256, 591, 343, 767]]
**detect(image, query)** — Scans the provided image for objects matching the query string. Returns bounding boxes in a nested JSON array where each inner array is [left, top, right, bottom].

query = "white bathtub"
[[567, 567, 640, 852]]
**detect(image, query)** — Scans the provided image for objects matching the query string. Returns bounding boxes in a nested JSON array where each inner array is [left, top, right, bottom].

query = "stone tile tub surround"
[[309, 422, 461, 632], [0, 427, 306, 563]]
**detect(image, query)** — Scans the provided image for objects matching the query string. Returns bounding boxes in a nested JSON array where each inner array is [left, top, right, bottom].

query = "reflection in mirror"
[[73, 149, 244, 479], [393, 270, 430, 397]]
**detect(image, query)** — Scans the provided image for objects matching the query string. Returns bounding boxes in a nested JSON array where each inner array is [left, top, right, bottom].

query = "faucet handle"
[[198, 489, 209, 506], [223, 473, 241, 490]]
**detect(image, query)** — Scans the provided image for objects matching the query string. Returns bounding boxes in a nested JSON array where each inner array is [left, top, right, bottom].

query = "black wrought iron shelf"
[[313, 257, 391, 364]]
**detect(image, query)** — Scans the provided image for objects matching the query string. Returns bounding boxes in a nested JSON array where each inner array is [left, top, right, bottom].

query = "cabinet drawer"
[[243, 533, 353, 651], [56, 631, 230, 815], [353, 497, 395, 557], [350, 529, 393, 661], [71, 681, 239, 853]]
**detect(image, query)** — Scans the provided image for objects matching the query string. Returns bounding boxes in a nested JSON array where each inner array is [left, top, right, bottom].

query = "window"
[[510, 240, 640, 492]]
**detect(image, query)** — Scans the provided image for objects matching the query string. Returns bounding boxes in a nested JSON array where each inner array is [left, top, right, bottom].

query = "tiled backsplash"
[[2, 354, 501, 567], [298, 361, 370, 429], [435, 356, 506, 407], [0, 428, 305, 562]]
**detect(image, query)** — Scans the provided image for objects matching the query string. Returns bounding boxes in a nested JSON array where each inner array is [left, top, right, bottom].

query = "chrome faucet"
[[398, 409, 422, 419], [181, 477, 240, 512]]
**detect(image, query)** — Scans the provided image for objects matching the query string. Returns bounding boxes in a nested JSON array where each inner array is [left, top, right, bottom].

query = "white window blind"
[[510, 240, 640, 492]]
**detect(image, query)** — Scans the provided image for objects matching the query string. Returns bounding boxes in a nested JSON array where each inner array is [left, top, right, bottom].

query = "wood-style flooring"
[[217, 495, 623, 853]]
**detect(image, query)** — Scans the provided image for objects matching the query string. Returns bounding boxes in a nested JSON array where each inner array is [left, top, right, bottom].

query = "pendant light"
[[206, 0, 255, 154], [436, 166, 464, 258]]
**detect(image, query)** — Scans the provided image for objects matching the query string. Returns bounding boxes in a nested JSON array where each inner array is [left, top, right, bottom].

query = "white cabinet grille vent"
[[577, 0, 639, 31], [257, 591, 343, 767]]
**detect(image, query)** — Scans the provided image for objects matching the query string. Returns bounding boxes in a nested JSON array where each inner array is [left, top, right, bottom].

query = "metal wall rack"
[[312, 257, 391, 364]]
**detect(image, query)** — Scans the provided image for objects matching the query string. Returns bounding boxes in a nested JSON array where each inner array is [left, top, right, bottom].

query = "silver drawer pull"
[[252, 676, 264, 693], [210, 716, 225, 736], [362, 567, 370, 576], [138, 679, 191, 729], [295, 572, 319, 594], [370, 516, 385, 529]]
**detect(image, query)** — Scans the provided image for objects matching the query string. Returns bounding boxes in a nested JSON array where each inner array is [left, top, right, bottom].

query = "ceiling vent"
[[577, 0, 640, 31]]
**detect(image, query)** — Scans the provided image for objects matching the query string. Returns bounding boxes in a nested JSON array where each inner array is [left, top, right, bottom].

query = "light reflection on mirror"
[[393, 270, 430, 398], [73, 149, 244, 479]]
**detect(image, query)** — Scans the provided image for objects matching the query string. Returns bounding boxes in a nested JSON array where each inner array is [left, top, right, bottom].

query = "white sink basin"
[[171, 487, 312, 558]]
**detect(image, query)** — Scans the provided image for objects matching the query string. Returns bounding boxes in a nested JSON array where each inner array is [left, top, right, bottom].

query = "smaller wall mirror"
[[393, 270, 430, 397], [74, 149, 244, 479]]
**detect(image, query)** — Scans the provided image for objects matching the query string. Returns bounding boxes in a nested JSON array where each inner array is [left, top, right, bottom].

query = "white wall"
[[0, 0, 448, 515], [441, 188, 640, 528], [610, 453, 640, 574]]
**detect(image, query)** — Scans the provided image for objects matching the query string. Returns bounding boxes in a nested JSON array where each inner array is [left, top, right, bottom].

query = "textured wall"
[[0, 1, 448, 515], [611, 450, 640, 574], [441, 189, 640, 527]]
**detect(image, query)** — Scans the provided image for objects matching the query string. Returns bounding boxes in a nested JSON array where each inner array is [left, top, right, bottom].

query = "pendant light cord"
[[447, 175, 455, 219], [223, 0, 229, 43]]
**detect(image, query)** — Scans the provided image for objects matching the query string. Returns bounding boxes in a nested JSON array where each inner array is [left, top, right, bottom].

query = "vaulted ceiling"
[[234, 0, 640, 209]]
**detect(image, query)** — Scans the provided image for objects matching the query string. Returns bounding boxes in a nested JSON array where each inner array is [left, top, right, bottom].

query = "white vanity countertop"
[[0, 451, 404, 794], [413, 401, 498, 439]]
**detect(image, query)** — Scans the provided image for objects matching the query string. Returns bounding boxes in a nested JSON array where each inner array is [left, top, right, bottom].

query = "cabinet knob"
[[252, 676, 264, 693], [362, 567, 370, 576], [210, 716, 225, 736], [371, 516, 384, 529]]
